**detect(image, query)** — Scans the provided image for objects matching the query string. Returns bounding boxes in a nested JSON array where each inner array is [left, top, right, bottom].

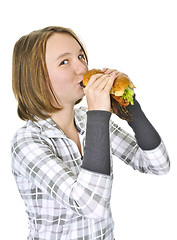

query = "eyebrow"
[[56, 48, 83, 61]]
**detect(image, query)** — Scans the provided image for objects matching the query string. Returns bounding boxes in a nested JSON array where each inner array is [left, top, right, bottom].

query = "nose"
[[74, 58, 88, 75]]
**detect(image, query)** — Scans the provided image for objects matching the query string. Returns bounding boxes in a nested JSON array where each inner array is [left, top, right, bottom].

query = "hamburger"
[[80, 69, 135, 121]]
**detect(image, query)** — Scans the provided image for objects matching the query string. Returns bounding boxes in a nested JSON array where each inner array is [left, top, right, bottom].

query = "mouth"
[[79, 81, 85, 88]]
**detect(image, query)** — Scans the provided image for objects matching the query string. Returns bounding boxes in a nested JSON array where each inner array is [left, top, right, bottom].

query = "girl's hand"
[[102, 68, 120, 76], [102, 68, 127, 78], [84, 72, 116, 112]]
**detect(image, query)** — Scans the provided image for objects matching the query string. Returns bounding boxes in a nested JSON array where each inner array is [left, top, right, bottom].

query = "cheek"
[[49, 70, 72, 94]]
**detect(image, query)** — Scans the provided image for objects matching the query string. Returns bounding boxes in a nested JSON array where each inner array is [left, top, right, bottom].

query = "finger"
[[89, 73, 109, 87], [103, 68, 120, 76], [86, 73, 104, 87], [103, 73, 117, 92], [95, 74, 116, 92], [102, 68, 108, 72], [94, 75, 109, 90], [93, 74, 110, 89]]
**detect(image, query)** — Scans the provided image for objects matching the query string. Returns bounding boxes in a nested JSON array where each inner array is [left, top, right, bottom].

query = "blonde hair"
[[12, 26, 88, 121]]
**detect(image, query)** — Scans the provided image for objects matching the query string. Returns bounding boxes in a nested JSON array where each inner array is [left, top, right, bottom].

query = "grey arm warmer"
[[81, 98, 161, 176], [128, 98, 161, 150], [81, 111, 111, 175]]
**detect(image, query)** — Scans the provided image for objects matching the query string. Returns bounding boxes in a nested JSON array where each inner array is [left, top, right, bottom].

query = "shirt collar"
[[74, 106, 87, 135], [33, 106, 87, 138]]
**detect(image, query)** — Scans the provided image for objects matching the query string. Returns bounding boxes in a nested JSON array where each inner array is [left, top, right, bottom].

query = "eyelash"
[[60, 54, 86, 66], [60, 60, 68, 65]]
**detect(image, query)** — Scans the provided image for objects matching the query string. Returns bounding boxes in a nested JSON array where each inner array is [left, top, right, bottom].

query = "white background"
[[1, 0, 177, 239]]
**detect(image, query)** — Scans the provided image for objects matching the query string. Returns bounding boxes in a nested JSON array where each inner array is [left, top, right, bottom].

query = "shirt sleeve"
[[110, 120, 170, 175], [11, 129, 112, 219]]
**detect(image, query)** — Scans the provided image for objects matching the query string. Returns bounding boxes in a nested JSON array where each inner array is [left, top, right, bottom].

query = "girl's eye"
[[78, 54, 86, 61], [60, 60, 68, 66]]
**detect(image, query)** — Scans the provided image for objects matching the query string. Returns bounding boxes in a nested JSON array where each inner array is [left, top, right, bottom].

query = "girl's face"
[[45, 33, 88, 107]]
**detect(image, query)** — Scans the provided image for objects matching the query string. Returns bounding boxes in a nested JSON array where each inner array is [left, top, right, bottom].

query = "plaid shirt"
[[11, 106, 170, 240]]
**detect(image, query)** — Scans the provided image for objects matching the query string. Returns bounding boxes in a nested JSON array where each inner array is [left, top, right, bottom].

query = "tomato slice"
[[111, 94, 129, 107]]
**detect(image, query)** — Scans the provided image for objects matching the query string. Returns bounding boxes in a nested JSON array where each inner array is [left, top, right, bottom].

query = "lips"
[[79, 81, 85, 88]]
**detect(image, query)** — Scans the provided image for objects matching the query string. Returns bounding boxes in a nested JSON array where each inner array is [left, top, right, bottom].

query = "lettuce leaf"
[[122, 87, 134, 105]]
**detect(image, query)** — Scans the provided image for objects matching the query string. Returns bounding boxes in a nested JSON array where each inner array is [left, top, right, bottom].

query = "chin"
[[78, 87, 85, 97], [74, 90, 84, 104]]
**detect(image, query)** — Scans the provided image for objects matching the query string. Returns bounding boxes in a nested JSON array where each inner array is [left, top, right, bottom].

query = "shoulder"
[[12, 120, 41, 137], [11, 120, 42, 147]]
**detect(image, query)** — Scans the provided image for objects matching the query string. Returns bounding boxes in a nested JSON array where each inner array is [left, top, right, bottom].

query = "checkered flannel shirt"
[[11, 106, 170, 240]]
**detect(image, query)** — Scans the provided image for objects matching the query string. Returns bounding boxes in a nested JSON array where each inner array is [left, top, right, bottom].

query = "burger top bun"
[[82, 69, 103, 86]]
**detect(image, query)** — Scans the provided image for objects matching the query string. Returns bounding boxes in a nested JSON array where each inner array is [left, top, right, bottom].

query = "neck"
[[50, 103, 75, 134]]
